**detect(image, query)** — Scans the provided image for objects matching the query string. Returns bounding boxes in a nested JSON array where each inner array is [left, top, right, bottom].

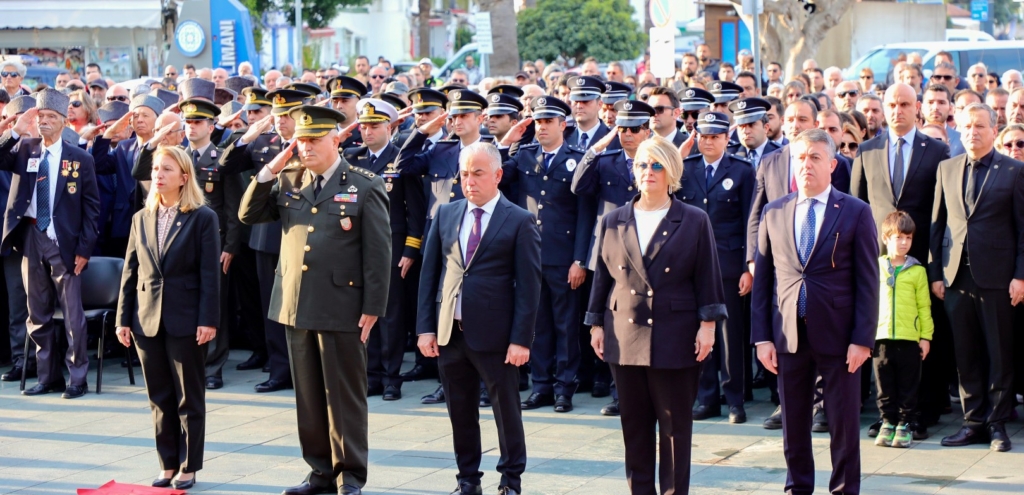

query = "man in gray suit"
[[417, 142, 542, 495]]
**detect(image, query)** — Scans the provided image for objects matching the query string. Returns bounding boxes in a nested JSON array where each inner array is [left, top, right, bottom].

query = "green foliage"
[[302, 44, 321, 69], [455, 25, 474, 52], [242, 0, 371, 30], [517, 0, 645, 63], [991, 0, 1019, 26]]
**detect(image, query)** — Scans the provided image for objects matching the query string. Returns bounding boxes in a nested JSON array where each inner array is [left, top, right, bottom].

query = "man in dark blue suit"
[[752, 129, 879, 495], [417, 142, 541, 495], [0, 90, 101, 399]]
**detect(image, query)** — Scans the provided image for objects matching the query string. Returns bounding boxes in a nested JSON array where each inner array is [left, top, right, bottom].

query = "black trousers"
[[232, 244, 265, 355], [133, 329, 207, 473], [204, 268, 231, 379], [438, 323, 525, 493], [698, 276, 746, 407], [256, 251, 290, 382], [945, 260, 1015, 427], [530, 264, 580, 397], [611, 363, 698, 495], [873, 339, 922, 424], [777, 320, 861, 495], [367, 234, 408, 388], [918, 297, 953, 420]]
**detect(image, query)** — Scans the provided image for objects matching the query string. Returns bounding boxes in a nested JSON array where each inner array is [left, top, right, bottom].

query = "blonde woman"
[[588, 136, 726, 494], [115, 146, 220, 491]]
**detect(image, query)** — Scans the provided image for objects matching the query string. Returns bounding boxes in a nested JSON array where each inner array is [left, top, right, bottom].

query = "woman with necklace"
[[586, 136, 726, 494]]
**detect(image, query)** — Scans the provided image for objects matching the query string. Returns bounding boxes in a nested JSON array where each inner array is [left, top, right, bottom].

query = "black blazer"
[[850, 131, 950, 262], [929, 152, 1024, 289], [417, 195, 542, 353], [117, 205, 222, 337], [0, 134, 101, 270], [585, 199, 727, 369], [679, 154, 756, 279], [751, 188, 880, 356]]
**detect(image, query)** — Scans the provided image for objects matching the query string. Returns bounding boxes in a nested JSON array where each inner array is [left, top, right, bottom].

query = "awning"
[[0, 1, 164, 30]]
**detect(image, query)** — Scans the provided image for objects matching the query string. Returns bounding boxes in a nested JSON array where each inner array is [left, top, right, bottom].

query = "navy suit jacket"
[[0, 133, 100, 269], [751, 188, 879, 356], [92, 136, 143, 240]]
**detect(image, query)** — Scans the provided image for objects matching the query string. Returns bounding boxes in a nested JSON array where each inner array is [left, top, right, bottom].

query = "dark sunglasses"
[[931, 74, 954, 81], [370, 74, 387, 79], [1003, 140, 1024, 150], [838, 90, 858, 98], [69, 100, 83, 108], [0, 71, 20, 78], [860, 75, 873, 80], [639, 94, 650, 101], [618, 125, 648, 134], [652, 105, 674, 114], [840, 141, 859, 152], [634, 162, 664, 171], [106, 95, 128, 102], [682, 110, 702, 120], [165, 72, 177, 77]]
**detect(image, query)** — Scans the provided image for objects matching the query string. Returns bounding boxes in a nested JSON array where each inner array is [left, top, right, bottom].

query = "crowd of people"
[[1, 41, 1023, 494]]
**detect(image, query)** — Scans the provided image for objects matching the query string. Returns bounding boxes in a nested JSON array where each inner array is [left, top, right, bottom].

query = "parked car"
[[946, 29, 996, 42], [843, 41, 1024, 81]]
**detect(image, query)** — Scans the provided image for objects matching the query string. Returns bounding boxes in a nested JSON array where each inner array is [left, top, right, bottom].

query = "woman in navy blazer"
[[587, 137, 727, 494], [115, 145, 220, 490]]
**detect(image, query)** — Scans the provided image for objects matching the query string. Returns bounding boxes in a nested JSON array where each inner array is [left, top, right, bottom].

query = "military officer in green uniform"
[[239, 105, 391, 495]]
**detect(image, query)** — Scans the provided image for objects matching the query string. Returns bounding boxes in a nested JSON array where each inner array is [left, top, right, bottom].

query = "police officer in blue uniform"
[[600, 81, 632, 129], [563, 76, 610, 151], [679, 111, 755, 423], [677, 87, 715, 135], [343, 98, 426, 401], [396, 88, 490, 404], [727, 97, 780, 171], [497, 96, 593, 413]]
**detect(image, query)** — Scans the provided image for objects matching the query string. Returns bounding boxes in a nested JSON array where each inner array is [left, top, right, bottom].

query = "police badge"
[[566, 159, 578, 172], [722, 178, 734, 191]]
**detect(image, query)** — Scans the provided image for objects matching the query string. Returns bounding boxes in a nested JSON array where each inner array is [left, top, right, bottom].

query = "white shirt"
[[887, 127, 915, 180], [794, 185, 832, 247], [455, 193, 500, 320], [25, 137, 61, 241], [634, 206, 669, 256]]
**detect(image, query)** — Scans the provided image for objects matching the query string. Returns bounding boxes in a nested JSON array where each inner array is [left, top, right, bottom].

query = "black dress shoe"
[[479, 388, 491, 407], [206, 377, 223, 390], [729, 405, 747, 424], [62, 384, 88, 399], [941, 426, 987, 447], [1, 365, 35, 382], [751, 369, 767, 388], [867, 418, 883, 437], [812, 407, 829, 432], [262, 364, 272, 373], [282, 481, 334, 495], [367, 383, 384, 397], [421, 385, 446, 404], [520, 392, 555, 410], [383, 385, 401, 401], [591, 381, 610, 398], [989, 423, 1011, 452], [692, 404, 721, 420], [152, 473, 176, 488], [172, 475, 196, 490], [910, 421, 930, 440], [763, 405, 783, 430], [450, 483, 483, 495], [601, 400, 620, 416], [22, 381, 66, 396], [339, 484, 362, 495], [236, 352, 268, 371], [255, 379, 293, 393], [400, 364, 438, 381], [554, 395, 573, 413]]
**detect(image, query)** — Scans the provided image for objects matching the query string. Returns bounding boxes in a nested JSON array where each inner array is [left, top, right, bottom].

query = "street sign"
[[649, 0, 673, 28], [971, 0, 989, 21], [474, 12, 494, 55], [649, 27, 675, 78], [741, 0, 764, 15]]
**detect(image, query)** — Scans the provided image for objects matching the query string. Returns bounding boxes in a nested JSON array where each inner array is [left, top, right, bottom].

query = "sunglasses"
[[682, 110, 702, 120], [860, 76, 873, 80], [165, 72, 177, 77], [970, 73, 985, 78], [1003, 140, 1024, 150], [652, 105, 674, 114], [452, 79, 467, 84], [634, 162, 664, 171], [618, 125, 648, 134], [838, 90, 859, 98], [106, 95, 128, 102], [840, 141, 859, 152], [370, 75, 387, 79], [931, 74, 954, 81], [69, 100, 83, 108], [0, 71, 20, 78]]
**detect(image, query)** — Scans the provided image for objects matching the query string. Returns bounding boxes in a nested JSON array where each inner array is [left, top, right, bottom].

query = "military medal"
[[334, 193, 357, 202], [60, 160, 69, 177], [340, 217, 352, 230], [206, 182, 214, 193], [72, 161, 80, 178], [67, 182, 77, 194]]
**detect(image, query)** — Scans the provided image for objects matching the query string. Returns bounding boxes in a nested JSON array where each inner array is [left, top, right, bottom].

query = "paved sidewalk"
[[1, 351, 1023, 494]]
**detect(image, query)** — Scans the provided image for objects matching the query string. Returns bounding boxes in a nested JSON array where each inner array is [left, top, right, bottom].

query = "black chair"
[[20, 256, 134, 394]]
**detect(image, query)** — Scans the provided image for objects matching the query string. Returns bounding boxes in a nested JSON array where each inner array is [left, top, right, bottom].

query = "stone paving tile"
[[3, 351, 1024, 494]]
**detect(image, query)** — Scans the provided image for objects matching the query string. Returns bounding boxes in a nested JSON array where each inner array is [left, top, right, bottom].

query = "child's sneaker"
[[875, 421, 896, 447], [892, 423, 913, 448]]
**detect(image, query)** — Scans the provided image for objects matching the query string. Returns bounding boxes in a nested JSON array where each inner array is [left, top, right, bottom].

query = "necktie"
[[790, 173, 798, 193], [626, 158, 634, 183], [192, 149, 201, 165], [465, 208, 484, 264], [748, 149, 758, 169], [369, 153, 378, 169], [965, 161, 980, 214], [543, 152, 554, 170], [579, 132, 589, 150], [797, 198, 818, 317], [313, 175, 323, 200], [705, 164, 714, 190], [892, 137, 905, 199], [36, 151, 51, 232]]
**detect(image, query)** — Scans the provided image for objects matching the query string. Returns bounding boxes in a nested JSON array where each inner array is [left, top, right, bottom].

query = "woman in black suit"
[[587, 136, 727, 494], [115, 145, 220, 490]]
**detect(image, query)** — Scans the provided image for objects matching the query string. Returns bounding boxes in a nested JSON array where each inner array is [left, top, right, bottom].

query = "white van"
[[843, 41, 1024, 80]]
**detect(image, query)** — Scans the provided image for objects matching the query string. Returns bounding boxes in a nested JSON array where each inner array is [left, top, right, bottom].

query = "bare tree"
[[478, 0, 520, 76], [731, 0, 855, 78], [418, 0, 431, 58]]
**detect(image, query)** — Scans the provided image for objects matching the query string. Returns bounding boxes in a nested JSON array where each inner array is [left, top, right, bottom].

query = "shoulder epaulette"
[[348, 165, 376, 179], [729, 154, 752, 165]]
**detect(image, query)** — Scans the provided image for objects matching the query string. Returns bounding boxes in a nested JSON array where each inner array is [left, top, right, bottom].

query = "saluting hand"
[[591, 128, 618, 154], [498, 117, 533, 147], [268, 140, 298, 175], [418, 111, 449, 137], [338, 121, 359, 143], [218, 109, 244, 128], [148, 121, 180, 147], [241, 114, 274, 144], [102, 112, 132, 141], [359, 314, 377, 343], [678, 131, 697, 159], [12, 107, 38, 137]]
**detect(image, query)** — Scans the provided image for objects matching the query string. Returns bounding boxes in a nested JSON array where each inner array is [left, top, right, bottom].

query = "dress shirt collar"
[[468, 193, 500, 216], [888, 126, 916, 147], [427, 130, 443, 143], [42, 138, 62, 161], [190, 142, 212, 158], [798, 185, 832, 205], [967, 149, 996, 168], [703, 154, 724, 173], [752, 139, 769, 158], [541, 143, 562, 156], [459, 136, 480, 150]]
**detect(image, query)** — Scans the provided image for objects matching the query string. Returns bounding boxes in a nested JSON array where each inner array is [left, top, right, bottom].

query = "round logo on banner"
[[176, 21, 206, 58]]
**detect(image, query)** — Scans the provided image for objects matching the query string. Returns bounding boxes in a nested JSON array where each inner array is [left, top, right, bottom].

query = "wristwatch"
[[574, 260, 585, 269]]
